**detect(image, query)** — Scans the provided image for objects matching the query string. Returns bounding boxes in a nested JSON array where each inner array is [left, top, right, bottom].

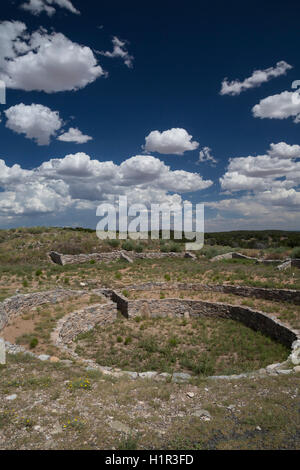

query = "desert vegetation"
[[0, 227, 299, 450]]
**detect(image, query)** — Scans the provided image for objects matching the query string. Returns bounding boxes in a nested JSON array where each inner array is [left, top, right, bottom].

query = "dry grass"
[[74, 316, 289, 376]]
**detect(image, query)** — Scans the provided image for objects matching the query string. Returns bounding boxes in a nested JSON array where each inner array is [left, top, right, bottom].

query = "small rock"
[[120, 252, 133, 264], [266, 363, 282, 371], [187, 392, 195, 398], [276, 369, 293, 375], [294, 366, 300, 373], [139, 371, 157, 379], [0, 338, 6, 365], [172, 372, 191, 383], [5, 394, 17, 401], [192, 409, 211, 421], [292, 340, 300, 349], [290, 348, 300, 366], [256, 426, 262, 431], [50, 356, 60, 363], [184, 252, 197, 260], [109, 420, 131, 434], [39, 355, 50, 362]]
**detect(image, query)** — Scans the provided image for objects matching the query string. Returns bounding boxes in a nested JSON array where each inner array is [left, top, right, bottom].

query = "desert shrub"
[[135, 244, 144, 253], [107, 239, 120, 248], [291, 247, 300, 259], [29, 338, 38, 349], [122, 241, 134, 251]]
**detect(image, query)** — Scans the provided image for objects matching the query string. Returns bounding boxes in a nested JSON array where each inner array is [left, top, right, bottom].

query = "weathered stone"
[[49, 250, 186, 266], [139, 371, 157, 379], [50, 356, 60, 363], [276, 369, 293, 375], [277, 260, 291, 271], [120, 252, 133, 263], [293, 366, 300, 373], [0, 337, 5, 365], [38, 355, 50, 361], [290, 348, 300, 365], [5, 394, 17, 401], [192, 409, 211, 420], [155, 373, 172, 381], [172, 372, 191, 383], [185, 252, 197, 260], [109, 420, 131, 434], [266, 363, 281, 370]]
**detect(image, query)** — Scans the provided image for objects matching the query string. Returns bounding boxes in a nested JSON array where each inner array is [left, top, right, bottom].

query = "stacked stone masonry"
[[1, 284, 300, 381]]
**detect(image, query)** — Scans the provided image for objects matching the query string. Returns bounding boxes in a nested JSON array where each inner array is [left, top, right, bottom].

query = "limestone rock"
[[120, 252, 133, 263], [277, 260, 291, 271], [184, 252, 197, 260], [0, 338, 6, 365], [50, 356, 60, 363], [172, 372, 191, 383], [5, 394, 17, 401], [139, 371, 157, 379], [290, 348, 300, 366], [109, 420, 131, 434], [192, 409, 211, 421], [38, 355, 50, 362]]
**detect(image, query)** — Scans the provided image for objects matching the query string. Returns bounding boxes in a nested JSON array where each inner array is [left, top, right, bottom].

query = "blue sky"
[[0, 0, 300, 231]]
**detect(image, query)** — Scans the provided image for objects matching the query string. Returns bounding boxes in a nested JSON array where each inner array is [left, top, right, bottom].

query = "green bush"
[[107, 239, 120, 248], [291, 247, 300, 259], [29, 338, 38, 349], [122, 241, 134, 251], [135, 244, 144, 253]]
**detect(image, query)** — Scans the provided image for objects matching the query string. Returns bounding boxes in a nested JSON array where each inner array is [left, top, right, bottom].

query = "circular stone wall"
[[1, 286, 300, 381]]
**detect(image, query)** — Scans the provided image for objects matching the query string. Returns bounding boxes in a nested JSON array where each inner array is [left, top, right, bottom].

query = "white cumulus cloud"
[[0, 153, 212, 219], [220, 61, 292, 96], [0, 21, 105, 93], [144, 128, 199, 155], [252, 90, 300, 122], [5, 103, 63, 145], [58, 127, 93, 144], [20, 0, 80, 16]]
